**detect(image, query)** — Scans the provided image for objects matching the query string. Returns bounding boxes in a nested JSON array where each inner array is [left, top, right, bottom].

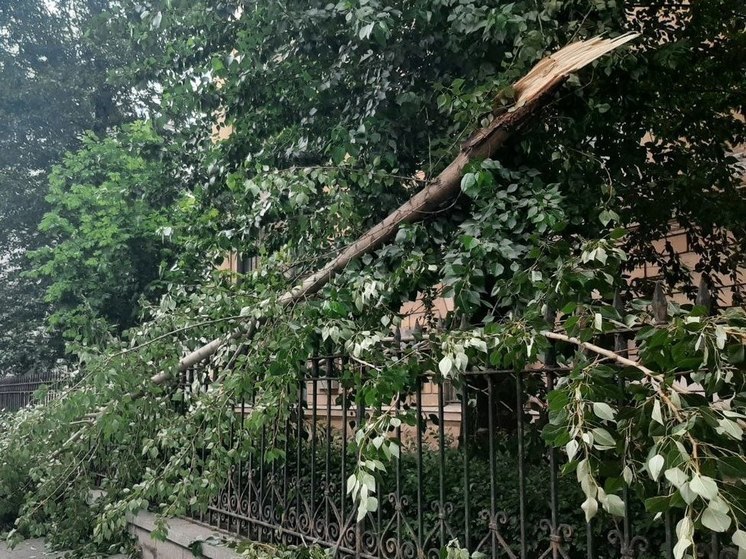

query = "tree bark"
[[168, 33, 638, 381]]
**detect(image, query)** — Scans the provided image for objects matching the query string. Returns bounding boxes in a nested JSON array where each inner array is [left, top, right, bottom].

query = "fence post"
[[652, 282, 668, 323], [695, 276, 713, 314]]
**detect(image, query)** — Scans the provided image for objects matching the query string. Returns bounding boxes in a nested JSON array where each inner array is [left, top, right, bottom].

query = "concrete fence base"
[[128, 512, 242, 559]]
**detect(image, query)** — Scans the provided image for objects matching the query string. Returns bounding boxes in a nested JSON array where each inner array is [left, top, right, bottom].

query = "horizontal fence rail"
[[177, 341, 736, 559]]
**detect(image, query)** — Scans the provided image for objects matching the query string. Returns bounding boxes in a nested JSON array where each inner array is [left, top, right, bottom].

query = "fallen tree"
[[76, 32, 638, 433], [168, 33, 639, 381]]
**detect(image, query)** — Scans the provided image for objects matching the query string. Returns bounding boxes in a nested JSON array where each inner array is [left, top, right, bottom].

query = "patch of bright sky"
[[44, 0, 60, 15]]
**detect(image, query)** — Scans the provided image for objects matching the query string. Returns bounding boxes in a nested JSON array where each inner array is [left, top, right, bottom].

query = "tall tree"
[[0, 0, 144, 375]]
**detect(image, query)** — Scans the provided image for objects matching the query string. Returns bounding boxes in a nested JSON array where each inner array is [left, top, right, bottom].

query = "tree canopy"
[[27, 121, 176, 346], [0, 1, 745, 558], [0, 0, 141, 375]]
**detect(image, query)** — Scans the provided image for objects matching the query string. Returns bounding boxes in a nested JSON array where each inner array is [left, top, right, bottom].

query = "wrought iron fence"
[[178, 294, 736, 559], [0, 370, 64, 413]]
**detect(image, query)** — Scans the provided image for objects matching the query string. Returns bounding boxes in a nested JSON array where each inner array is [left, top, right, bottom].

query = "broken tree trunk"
[[164, 32, 638, 384]]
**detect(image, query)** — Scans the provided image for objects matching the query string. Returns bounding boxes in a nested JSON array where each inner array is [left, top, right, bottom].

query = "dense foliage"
[[0, 1, 744, 559], [27, 122, 177, 345]]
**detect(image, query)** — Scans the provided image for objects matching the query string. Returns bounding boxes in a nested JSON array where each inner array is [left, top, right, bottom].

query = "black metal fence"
[[0, 370, 65, 413], [179, 285, 736, 559]]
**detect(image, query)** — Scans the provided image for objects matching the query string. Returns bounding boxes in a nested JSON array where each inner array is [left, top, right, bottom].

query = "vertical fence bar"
[[438, 379, 447, 550], [197, 367, 206, 524], [296, 374, 304, 538], [515, 372, 527, 559], [544, 305, 562, 558], [614, 292, 633, 558], [258, 418, 267, 542], [394, 328, 404, 553], [462, 380, 471, 551], [311, 358, 319, 538], [656, 283, 674, 559], [377, 394, 383, 559], [664, 511, 674, 559], [487, 375, 497, 559], [269, 428, 277, 536], [248, 390, 257, 539], [341, 360, 349, 548], [416, 377, 424, 555], [356, 377, 366, 559], [227, 392, 236, 533], [237, 394, 245, 536], [325, 357, 333, 540], [283, 398, 290, 535]]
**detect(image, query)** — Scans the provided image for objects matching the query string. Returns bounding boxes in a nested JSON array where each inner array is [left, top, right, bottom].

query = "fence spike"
[[652, 282, 668, 323]]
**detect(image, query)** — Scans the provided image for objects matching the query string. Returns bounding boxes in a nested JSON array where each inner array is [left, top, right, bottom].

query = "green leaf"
[[565, 439, 579, 461], [359, 22, 374, 39], [598, 209, 618, 226], [732, 529, 746, 550], [689, 474, 718, 500], [673, 537, 692, 559], [591, 427, 616, 448], [716, 418, 743, 440], [602, 494, 625, 517], [644, 495, 671, 514], [664, 467, 688, 489], [679, 482, 697, 505], [718, 457, 746, 478], [356, 504, 367, 522], [676, 516, 693, 540], [366, 496, 378, 512], [726, 343, 745, 364], [581, 497, 598, 522], [701, 507, 731, 532], [438, 356, 453, 376], [460, 235, 479, 250], [461, 173, 477, 193], [648, 454, 665, 481], [592, 402, 616, 422], [593, 312, 603, 331], [651, 399, 664, 425]]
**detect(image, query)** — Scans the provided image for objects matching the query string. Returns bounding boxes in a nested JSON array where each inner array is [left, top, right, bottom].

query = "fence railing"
[[0, 370, 65, 413], [181, 362, 736, 559], [176, 283, 737, 559]]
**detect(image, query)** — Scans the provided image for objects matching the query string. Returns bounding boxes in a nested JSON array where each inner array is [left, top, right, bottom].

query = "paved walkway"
[[0, 539, 62, 558], [0, 539, 128, 558]]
